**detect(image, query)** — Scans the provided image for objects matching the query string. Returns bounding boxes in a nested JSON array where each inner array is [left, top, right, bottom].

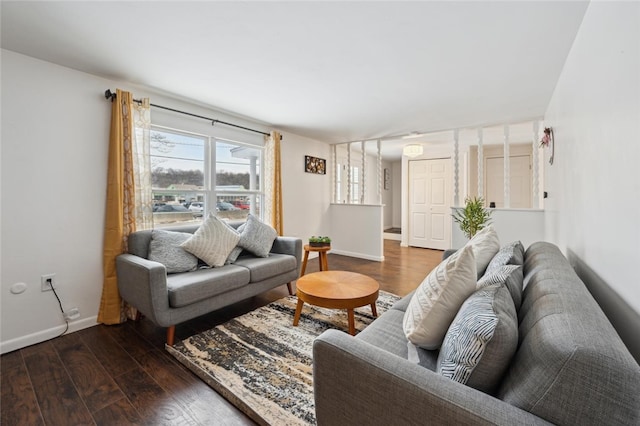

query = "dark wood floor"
[[1, 240, 442, 426]]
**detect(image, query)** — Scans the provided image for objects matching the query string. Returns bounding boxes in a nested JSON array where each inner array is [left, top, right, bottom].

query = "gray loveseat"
[[116, 224, 302, 345], [313, 242, 640, 425]]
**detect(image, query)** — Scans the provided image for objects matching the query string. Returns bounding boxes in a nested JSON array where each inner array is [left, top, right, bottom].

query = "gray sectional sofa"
[[313, 242, 640, 425], [116, 224, 302, 345]]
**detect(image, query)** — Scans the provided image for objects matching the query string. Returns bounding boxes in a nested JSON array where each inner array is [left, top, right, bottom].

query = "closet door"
[[408, 158, 452, 250]]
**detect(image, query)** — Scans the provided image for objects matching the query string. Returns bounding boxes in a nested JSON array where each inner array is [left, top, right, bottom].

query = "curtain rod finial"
[[104, 89, 115, 101]]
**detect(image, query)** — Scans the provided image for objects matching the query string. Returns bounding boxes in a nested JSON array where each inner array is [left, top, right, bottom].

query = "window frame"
[[149, 125, 265, 227]]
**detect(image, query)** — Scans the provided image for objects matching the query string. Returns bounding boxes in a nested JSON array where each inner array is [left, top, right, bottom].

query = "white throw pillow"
[[466, 225, 500, 278], [180, 213, 241, 267], [403, 244, 477, 350]]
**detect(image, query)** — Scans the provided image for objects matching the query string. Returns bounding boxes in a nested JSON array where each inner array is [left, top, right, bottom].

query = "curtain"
[[97, 89, 151, 324], [264, 131, 283, 235], [132, 99, 153, 229]]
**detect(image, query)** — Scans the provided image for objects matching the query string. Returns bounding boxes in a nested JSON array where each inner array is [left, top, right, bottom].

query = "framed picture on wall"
[[384, 168, 390, 190], [305, 155, 326, 175]]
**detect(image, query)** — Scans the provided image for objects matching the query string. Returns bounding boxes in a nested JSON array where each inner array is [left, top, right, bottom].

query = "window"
[[350, 166, 360, 203], [150, 126, 263, 228], [214, 140, 262, 221]]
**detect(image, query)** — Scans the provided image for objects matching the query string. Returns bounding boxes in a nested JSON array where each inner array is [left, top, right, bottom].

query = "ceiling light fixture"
[[403, 144, 423, 158]]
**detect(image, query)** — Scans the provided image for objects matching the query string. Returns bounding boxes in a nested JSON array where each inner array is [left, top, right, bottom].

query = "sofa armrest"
[[271, 236, 303, 274], [313, 330, 551, 426], [116, 253, 171, 326]]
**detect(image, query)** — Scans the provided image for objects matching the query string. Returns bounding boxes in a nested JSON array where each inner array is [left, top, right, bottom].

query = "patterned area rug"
[[166, 291, 401, 425]]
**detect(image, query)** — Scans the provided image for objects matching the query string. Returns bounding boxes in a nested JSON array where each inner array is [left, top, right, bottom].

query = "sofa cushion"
[[166, 265, 250, 307], [477, 264, 523, 310], [181, 213, 241, 267], [390, 290, 415, 313], [498, 242, 640, 426], [437, 284, 518, 394], [236, 214, 278, 258], [232, 253, 297, 282], [403, 244, 477, 350], [466, 225, 500, 278], [148, 230, 198, 274], [358, 309, 438, 371]]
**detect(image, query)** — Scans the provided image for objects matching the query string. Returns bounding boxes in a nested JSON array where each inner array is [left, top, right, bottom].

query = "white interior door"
[[485, 155, 532, 208], [409, 158, 451, 250]]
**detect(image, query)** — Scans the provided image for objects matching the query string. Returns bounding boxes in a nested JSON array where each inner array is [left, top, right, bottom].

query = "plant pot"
[[309, 242, 330, 248]]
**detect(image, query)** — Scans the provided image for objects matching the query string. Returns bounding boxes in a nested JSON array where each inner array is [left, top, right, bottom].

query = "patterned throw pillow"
[[237, 214, 278, 258], [486, 241, 525, 273], [148, 230, 198, 274], [477, 264, 524, 310], [225, 223, 246, 264], [403, 244, 477, 350], [180, 213, 241, 267], [437, 284, 518, 394], [466, 225, 500, 278]]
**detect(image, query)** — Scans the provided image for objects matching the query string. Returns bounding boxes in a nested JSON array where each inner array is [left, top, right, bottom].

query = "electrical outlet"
[[41, 274, 55, 292]]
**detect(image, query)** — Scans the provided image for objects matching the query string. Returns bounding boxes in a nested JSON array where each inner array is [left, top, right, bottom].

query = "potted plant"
[[309, 236, 331, 247], [452, 196, 492, 239]]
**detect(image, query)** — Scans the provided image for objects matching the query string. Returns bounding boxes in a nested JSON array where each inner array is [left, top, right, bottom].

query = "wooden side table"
[[300, 244, 331, 276]]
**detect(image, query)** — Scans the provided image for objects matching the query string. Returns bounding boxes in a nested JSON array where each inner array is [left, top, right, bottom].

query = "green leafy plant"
[[452, 197, 492, 239], [309, 236, 331, 246]]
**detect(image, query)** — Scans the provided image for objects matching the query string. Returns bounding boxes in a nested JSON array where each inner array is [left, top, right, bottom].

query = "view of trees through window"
[[149, 127, 263, 227]]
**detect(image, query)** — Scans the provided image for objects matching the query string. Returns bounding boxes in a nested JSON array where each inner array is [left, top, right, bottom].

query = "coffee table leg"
[[347, 309, 356, 335], [371, 303, 378, 317], [293, 298, 305, 326]]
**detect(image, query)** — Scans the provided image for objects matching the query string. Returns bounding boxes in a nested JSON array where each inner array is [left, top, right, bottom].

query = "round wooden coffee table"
[[293, 271, 379, 335]]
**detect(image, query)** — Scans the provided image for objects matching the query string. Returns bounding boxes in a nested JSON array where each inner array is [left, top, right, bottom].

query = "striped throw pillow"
[[437, 284, 518, 394], [181, 213, 241, 267]]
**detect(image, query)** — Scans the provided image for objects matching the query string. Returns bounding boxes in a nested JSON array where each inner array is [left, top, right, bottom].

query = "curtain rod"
[[104, 89, 272, 138]]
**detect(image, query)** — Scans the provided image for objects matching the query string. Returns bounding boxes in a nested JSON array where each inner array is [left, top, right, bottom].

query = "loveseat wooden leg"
[[167, 325, 176, 346], [287, 282, 294, 295]]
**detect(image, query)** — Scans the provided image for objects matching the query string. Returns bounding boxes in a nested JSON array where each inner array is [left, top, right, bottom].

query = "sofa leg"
[[287, 282, 294, 295], [167, 325, 176, 346], [134, 310, 143, 321]]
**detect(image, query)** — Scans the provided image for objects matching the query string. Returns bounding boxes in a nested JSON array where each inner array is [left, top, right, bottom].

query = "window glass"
[[151, 128, 205, 227], [351, 166, 360, 203], [215, 140, 262, 223]]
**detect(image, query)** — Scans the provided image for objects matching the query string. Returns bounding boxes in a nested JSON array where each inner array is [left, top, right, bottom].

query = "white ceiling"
[[1, 1, 588, 158]]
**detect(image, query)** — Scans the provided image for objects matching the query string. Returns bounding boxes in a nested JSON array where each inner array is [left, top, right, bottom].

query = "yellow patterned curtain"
[[97, 89, 151, 324], [264, 131, 284, 235]]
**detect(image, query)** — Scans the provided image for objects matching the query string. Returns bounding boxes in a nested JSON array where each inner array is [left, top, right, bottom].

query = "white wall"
[[451, 208, 545, 250], [543, 2, 640, 315], [0, 49, 331, 352], [280, 131, 332, 241], [329, 204, 384, 261]]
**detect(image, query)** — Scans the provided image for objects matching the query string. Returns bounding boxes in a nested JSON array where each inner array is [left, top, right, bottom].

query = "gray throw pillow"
[[225, 223, 246, 264], [236, 215, 277, 258], [148, 230, 198, 274], [437, 284, 518, 394], [486, 241, 525, 273], [477, 264, 524, 310]]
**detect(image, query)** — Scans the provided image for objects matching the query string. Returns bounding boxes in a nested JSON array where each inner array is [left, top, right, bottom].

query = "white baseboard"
[[383, 232, 402, 241], [329, 249, 384, 262], [0, 316, 98, 354]]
